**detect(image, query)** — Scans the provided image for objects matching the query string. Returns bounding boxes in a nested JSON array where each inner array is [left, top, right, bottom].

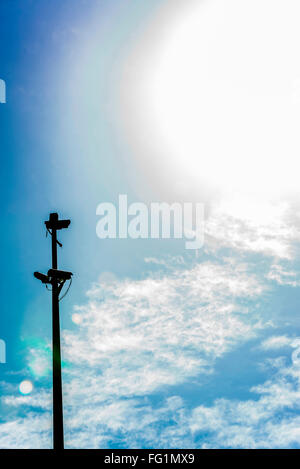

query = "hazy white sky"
[[118, 0, 300, 202]]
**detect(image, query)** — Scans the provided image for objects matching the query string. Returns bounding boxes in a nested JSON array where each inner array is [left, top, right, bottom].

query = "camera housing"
[[34, 272, 51, 284], [48, 269, 73, 282]]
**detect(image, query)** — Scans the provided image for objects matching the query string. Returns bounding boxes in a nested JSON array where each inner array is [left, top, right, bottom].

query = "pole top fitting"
[[45, 213, 71, 231], [50, 213, 59, 221]]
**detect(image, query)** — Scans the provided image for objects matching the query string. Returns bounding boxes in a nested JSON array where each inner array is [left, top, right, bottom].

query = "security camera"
[[45, 213, 71, 231], [48, 269, 73, 281], [34, 271, 51, 284]]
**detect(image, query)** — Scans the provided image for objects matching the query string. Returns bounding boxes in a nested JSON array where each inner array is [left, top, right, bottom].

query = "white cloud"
[[260, 336, 294, 351], [0, 256, 269, 448], [2, 389, 51, 410], [185, 351, 300, 448], [1, 234, 299, 448], [205, 196, 300, 259], [0, 413, 51, 449], [62, 346, 300, 448], [62, 259, 265, 401], [266, 264, 300, 286]]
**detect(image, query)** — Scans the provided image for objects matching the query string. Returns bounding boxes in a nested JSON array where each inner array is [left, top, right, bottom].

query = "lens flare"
[[72, 313, 82, 325], [19, 380, 33, 395]]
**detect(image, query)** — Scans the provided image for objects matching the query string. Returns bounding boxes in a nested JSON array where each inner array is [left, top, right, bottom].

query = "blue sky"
[[1, 0, 300, 448]]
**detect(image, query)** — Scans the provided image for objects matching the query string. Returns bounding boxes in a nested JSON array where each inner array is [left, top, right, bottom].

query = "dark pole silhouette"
[[50, 214, 64, 450], [34, 212, 72, 450]]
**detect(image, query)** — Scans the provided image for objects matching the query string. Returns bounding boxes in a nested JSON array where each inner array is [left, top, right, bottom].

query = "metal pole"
[[35, 213, 71, 449], [51, 215, 64, 450]]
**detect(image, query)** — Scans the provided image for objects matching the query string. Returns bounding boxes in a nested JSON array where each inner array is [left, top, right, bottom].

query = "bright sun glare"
[[121, 0, 300, 200]]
